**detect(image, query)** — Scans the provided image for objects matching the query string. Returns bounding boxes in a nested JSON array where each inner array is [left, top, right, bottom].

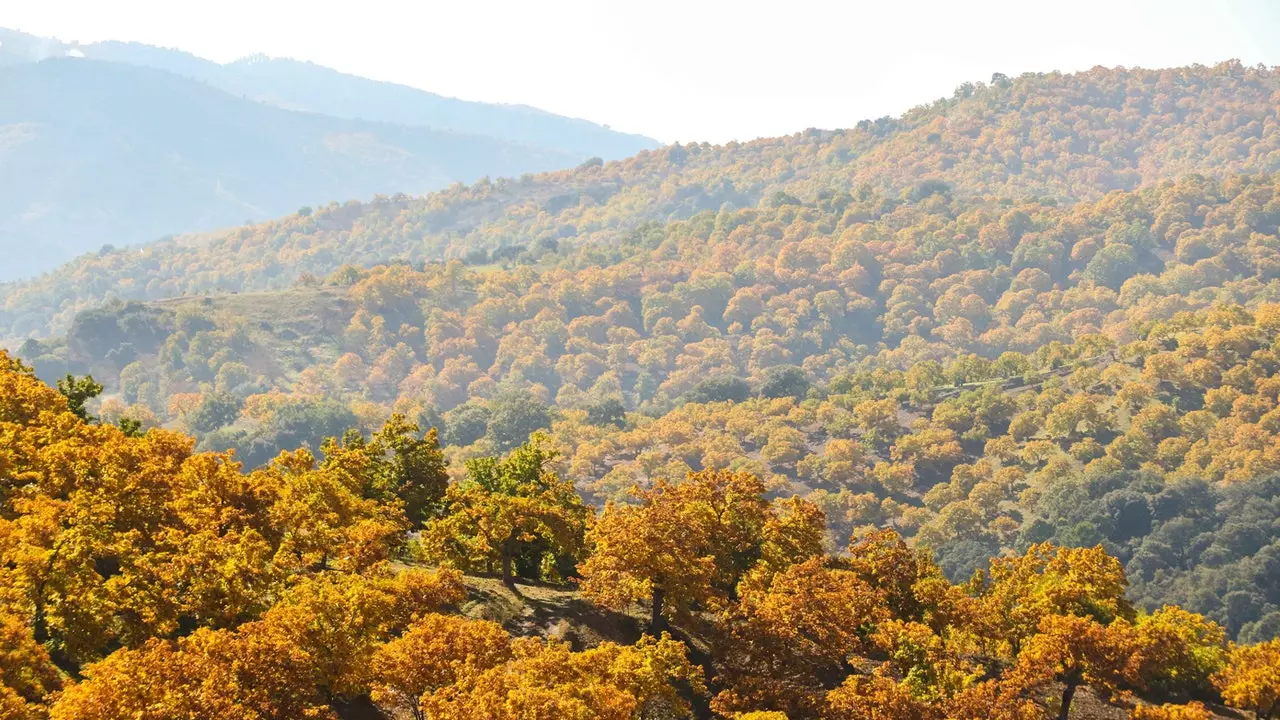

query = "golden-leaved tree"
[[579, 469, 824, 632]]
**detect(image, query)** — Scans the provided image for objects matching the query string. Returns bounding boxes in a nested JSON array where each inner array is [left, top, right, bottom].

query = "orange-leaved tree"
[[371, 614, 512, 720]]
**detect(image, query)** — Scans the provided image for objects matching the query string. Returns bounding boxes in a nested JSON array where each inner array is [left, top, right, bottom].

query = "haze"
[[8, 0, 1280, 144]]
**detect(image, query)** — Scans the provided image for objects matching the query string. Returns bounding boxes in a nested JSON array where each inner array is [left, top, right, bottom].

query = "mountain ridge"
[[0, 27, 658, 155], [0, 57, 592, 282], [0, 27, 658, 283]]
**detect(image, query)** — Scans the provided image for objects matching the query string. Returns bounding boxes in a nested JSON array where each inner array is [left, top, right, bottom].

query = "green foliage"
[[585, 398, 626, 428], [686, 376, 752, 405], [186, 391, 243, 433], [760, 366, 811, 400], [486, 390, 552, 452], [56, 373, 103, 422]]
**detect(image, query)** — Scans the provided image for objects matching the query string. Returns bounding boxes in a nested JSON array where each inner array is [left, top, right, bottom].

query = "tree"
[[418, 635, 705, 720], [1005, 614, 1141, 720], [186, 391, 243, 433], [1083, 243, 1140, 289], [580, 470, 822, 632], [265, 448, 408, 573], [46, 570, 461, 720], [323, 415, 450, 528], [978, 543, 1132, 653], [685, 375, 752, 404], [420, 435, 588, 586], [49, 636, 276, 720], [824, 672, 939, 720], [1129, 702, 1213, 720], [760, 365, 810, 400], [267, 399, 358, 454], [579, 479, 717, 632], [0, 614, 62, 720], [1214, 638, 1280, 719], [56, 373, 103, 422], [371, 615, 512, 720], [586, 397, 627, 428], [442, 402, 490, 446], [486, 390, 552, 452], [845, 529, 946, 622], [1133, 607, 1227, 700], [712, 558, 891, 716]]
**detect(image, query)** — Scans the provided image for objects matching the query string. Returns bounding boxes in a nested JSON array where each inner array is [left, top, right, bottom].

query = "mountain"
[[0, 28, 658, 282], [86, 44, 657, 160], [0, 28, 657, 158], [0, 58, 587, 281], [1, 28, 657, 158]]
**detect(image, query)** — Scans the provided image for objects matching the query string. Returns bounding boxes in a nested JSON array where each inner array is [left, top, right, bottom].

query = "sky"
[[6, 0, 1280, 144]]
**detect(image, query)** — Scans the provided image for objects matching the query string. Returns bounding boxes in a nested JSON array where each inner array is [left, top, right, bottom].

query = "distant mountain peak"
[[231, 52, 272, 66]]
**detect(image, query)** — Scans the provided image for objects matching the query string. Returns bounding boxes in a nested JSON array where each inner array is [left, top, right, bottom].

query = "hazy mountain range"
[[0, 28, 657, 281]]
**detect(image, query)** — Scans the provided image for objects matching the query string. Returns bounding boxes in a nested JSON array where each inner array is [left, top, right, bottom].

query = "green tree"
[[56, 373, 103, 422], [486, 390, 552, 452], [421, 435, 588, 586]]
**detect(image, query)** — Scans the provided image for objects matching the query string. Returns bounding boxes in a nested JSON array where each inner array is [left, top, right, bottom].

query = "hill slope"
[[2, 61, 1277, 339], [0, 58, 583, 281]]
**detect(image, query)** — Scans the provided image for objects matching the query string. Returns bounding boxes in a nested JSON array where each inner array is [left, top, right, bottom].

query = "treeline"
[[3, 351, 1279, 720]]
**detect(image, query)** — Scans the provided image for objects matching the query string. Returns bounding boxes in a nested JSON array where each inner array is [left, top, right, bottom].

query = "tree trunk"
[[501, 551, 514, 587], [650, 586, 666, 635], [32, 590, 47, 644], [1058, 680, 1078, 720], [500, 528, 519, 587]]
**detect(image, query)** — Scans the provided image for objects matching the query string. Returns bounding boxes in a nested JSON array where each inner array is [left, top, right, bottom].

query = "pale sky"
[[6, 0, 1280, 143]]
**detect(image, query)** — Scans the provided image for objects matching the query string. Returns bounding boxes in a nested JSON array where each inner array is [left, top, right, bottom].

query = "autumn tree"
[[977, 543, 1133, 654], [420, 434, 588, 586], [580, 469, 822, 632], [823, 671, 940, 720], [712, 558, 890, 717], [1214, 638, 1280, 719], [0, 613, 62, 720], [845, 529, 949, 623], [1129, 702, 1213, 720], [418, 634, 705, 720], [371, 615, 512, 720], [1133, 606, 1228, 701], [1004, 614, 1142, 720]]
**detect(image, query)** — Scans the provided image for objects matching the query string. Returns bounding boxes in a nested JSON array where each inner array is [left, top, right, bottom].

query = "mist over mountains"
[[0, 27, 657, 281]]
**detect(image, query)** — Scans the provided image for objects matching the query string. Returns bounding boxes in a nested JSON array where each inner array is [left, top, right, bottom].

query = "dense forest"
[[4, 60, 1280, 718], [2, 352, 1277, 720]]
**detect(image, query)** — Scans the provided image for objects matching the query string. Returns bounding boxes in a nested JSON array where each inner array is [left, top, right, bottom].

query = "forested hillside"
[[5, 60, 1280, 718], [2, 352, 1276, 720], [2, 61, 1278, 336]]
